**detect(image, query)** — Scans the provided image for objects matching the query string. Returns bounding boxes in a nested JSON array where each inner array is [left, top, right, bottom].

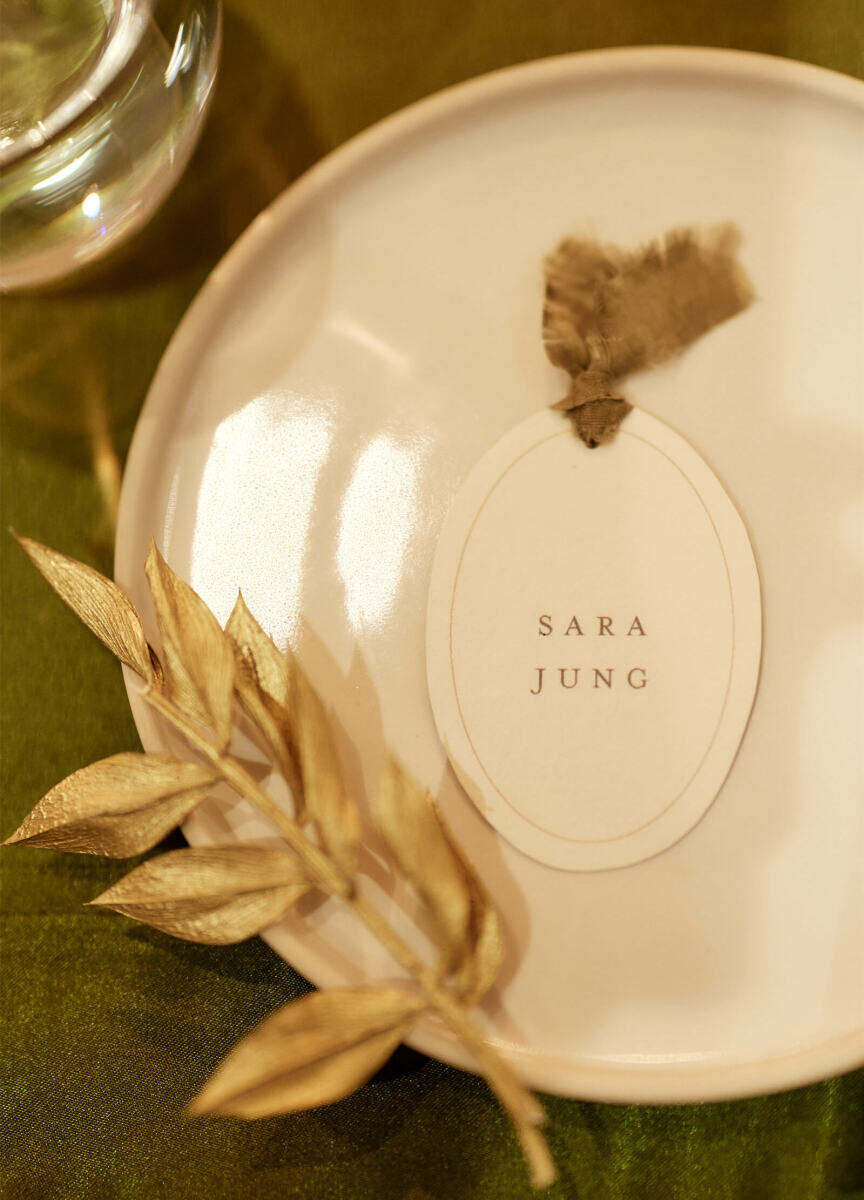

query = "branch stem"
[[146, 690, 346, 895]]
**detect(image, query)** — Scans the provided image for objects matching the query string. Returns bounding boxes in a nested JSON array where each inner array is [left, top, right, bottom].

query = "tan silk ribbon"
[[542, 226, 754, 446]]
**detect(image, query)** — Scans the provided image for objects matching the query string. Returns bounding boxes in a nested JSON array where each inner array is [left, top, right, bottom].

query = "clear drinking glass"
[[0, 0, 221, 290]]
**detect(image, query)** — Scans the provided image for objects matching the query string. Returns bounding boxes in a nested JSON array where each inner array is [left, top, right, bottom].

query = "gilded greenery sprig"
[[6, 534, 557, 1189]]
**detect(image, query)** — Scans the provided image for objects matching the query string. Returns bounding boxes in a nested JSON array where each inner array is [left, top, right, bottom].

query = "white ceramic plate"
[[117, 48, 864, 1103]]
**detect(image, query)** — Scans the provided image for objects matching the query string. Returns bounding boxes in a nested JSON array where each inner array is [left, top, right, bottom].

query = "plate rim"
[[117, 45, 864, 1103]]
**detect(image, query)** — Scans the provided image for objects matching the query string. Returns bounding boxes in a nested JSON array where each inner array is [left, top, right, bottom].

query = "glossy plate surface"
[[117, 48, 864, 1102]]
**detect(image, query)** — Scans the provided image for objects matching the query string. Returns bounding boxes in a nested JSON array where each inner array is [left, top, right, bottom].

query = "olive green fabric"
[[2, 3, 862, 1198]]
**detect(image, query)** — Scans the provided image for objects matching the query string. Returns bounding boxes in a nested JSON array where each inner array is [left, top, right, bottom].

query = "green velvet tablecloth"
[[2, 4, 863, 1198]]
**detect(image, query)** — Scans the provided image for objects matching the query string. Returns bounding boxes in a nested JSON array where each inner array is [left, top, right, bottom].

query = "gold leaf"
[[90, 844, 311, 943], [437, 815, 504, 1003], [375, 760, 471, 974], [226, 594, 304, 818], [225, 592, 290, 704], [145, 543, 235, 747], [453, 868, 504, 1007], [14, 534, 154, 682], [188, 986, 425, 1118], [292, 664, 360, 880], [225, 593, 358, 874], [5, 753, 218, 856]]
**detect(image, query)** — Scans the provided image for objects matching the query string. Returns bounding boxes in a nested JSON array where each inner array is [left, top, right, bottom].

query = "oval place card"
[[426, 408, 762, 871]]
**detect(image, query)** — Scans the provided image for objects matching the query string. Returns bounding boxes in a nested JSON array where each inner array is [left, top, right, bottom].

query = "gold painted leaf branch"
[[8, 534, 557, 1187], [4, 753, 218, 856], [14, 534, 156, 682], [189, 986, 426, 1118], [140, 693, 553, 1184], [146, 543, 235, 749], [90, 844, 312, 943]]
